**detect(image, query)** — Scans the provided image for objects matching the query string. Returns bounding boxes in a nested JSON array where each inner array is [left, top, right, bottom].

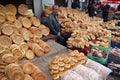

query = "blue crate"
[[118, 21, 120, 26], [108, 57, 120, 64], [111, 41, 120, 48], [107, 56, 120, 77]]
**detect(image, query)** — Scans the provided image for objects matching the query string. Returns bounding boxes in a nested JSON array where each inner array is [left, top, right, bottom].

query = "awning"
[[101, 0, 120, 4]]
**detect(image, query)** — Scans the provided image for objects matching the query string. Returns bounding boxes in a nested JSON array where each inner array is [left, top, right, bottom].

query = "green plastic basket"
[[87, 46, 110, 64]]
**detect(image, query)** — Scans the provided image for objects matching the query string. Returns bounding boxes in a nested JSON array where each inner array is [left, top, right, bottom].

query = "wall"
[[42, 0, 54, 9], [33, 0, 42, 19], [43, 0, 54, 5]]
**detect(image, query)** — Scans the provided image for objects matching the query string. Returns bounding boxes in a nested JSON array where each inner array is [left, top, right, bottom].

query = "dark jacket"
[[48, 13, 60, 35], [88, 3, 95, 17], [71, 1, 80, 9], [102, 4, 110, 13], [118, 5, 120, 11]]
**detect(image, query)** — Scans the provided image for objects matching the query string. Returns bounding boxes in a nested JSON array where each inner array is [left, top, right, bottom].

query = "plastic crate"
[[87, 46, 110, 64], [111, 41, 120, 48], [108, 63, 120, 77], [107, 54, 120, 77], [118, 21, 120, 26]]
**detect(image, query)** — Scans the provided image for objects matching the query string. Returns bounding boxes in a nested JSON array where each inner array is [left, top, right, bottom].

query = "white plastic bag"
[[61, 70, 84, 80], [73, 65, 102, 80], [85, 59, 112, 80]]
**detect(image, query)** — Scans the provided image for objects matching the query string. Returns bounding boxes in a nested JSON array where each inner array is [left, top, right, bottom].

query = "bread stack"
[[101, 20, 118, 29], [94, 37, 110, 48], [5, 61, 48, 80], [112, 29, 120, 43], [49, 50, 88, 80], [67, 28, 96, 49], [0, 4, 50, 39], [58, 8, 112, 49], [67, 26, 111, 48], [0, 72, 9, 80], [28, 37, 50, 56], [0, 4, 50, 61], [0, 56, 8, 73], [5, 63, 24, 80]]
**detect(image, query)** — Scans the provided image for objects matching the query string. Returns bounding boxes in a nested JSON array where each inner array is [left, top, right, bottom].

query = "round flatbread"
[[33, 29, 42, 38], [12, 48, 24, 59], [21, 61, 35, 74], [2, 54, 18, 64], [19, 28, 33, 41], [2, 24, 13, 36], [6, 12, 16, 22], [18, 4, 28, 15], [41, 27, 50, 36], [11, 34, 24, 44], [0, 12, 5, 23], [20, 42, 29, 52], [30, 17, 40, 27], [24, 74, 33, 80], [5, 4, 17, 15], [13, 20, 22, 29], [0, 36, 12, 48], [21, 17, 31, 28], [0, 4, 6, 14], [25, 50, 35, 59]]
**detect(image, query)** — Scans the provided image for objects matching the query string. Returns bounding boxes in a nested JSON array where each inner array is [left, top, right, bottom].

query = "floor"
[[107, 75, 120, 80]]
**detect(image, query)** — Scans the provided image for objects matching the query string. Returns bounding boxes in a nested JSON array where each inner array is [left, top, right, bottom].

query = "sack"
[[61, 70, 84, 80], [85, 59, 112, 80], [74, 65, 102, 80]]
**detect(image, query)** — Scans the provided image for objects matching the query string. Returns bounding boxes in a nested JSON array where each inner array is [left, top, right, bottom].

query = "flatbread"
[[21, 17, 31, 28], [30, 17, 40, 27], [2, 24, 13, 36], [0, 36, 12, 48], [6, 12, 16, 22], [11, 34, 24, 44], [14, 20, 22, 29], [18, 4, 28, 15], [5, 4, 17, 15]]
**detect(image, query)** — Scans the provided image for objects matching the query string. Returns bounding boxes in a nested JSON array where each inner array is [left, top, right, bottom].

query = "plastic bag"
[[73, 65, 102, 80], [85, 59, 112, 80], [61, 70, 84, 80]]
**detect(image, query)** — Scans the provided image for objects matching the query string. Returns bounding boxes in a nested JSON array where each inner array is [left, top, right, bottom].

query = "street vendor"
[[47, 5, 70, 46]]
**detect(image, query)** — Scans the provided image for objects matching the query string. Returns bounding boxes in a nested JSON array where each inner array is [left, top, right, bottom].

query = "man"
[[87, 1, 95, 17], [102, 3, 110, 22], [117, 4, 120, 11], [48, 5, 70, 46], [71, 0, 80, 9]]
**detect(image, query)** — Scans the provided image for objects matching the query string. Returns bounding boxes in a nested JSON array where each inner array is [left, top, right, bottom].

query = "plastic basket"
[[108, 63, 120, 77], [111, 41, 120, 48], [87, 46, 110, 64], [118, 21, 120, 26], [107, 53, 120, 77]]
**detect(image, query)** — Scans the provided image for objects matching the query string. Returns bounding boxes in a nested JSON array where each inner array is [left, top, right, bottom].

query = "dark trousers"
[[102, 12, 109, 22], [57, 33, 70, 46]]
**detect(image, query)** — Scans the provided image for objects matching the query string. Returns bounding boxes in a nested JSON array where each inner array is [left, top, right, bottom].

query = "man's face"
[[53, 6, 59, 15]]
